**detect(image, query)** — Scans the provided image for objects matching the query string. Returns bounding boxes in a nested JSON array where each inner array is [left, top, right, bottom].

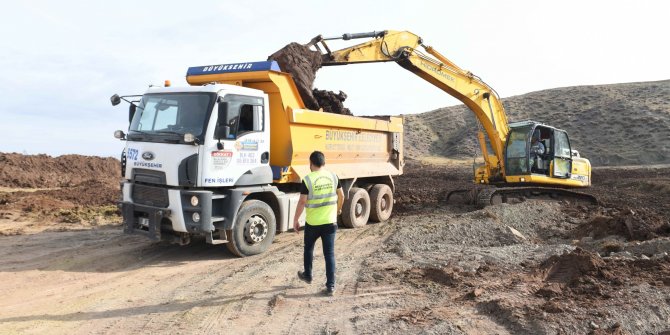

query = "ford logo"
[[142, 152, 155, 160]]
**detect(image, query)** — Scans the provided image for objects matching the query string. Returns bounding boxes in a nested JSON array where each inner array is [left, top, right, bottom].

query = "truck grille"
[[132, 184, 169, 208]]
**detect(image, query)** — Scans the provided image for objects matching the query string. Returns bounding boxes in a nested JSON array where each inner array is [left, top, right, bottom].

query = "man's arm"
[[293, 194, 307, 234], [336, 187, 344, 215]]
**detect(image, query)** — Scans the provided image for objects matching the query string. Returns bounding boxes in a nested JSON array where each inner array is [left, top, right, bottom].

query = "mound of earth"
[[0, 152, 119, 188], [0, 153, 121, 229], [536, 248, 670, 301], [571, 207, 669, 242], [405, 80, 670, 166], [269, 42, 352, 115]]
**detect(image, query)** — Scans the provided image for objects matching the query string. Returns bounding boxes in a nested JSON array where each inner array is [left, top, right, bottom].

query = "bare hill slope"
[[405, 80, 670, 166]]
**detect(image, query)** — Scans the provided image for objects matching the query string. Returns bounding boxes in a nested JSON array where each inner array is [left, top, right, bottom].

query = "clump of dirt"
[[268, 43, 352, 115], [312, 89, 352, 115], [572, 207, 670, 241], [541, 248, 606, 285], [268, 42, 322, 110], [536, 248, 670, 301]]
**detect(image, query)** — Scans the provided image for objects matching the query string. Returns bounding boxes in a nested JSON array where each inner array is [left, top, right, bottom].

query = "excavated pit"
[[268, 43, 352, 115]]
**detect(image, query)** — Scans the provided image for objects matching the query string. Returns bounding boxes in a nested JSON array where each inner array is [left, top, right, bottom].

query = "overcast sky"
[[1, 0, 668, 157]]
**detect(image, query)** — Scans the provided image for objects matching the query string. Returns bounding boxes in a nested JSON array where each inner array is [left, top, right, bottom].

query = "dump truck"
[[110, 60, 403, 256]]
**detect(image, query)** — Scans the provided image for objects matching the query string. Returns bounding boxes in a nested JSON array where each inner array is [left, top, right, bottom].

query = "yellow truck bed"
[[186, 64, 403, 183]]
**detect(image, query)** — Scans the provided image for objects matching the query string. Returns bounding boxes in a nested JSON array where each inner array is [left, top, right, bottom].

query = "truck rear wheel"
[[226, 200, 276, 257], [341, 187, 370, 228], [369, 184, 393, 222]]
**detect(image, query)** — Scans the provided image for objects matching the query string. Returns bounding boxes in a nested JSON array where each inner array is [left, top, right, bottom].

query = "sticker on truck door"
[[211, 151, 233, 170]]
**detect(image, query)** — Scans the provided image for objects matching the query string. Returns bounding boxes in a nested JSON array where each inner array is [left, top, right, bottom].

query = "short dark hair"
[[309, 151, 326, 167]]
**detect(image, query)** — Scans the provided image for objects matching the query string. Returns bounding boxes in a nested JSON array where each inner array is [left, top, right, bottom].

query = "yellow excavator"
[[306, 30, 596, 207]]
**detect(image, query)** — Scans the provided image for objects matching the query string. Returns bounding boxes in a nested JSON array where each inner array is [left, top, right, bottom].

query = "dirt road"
[[0, 218, 400, 334]]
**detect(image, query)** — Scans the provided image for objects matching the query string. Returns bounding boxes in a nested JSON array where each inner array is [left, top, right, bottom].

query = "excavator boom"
[[309, 30, 509, 179]]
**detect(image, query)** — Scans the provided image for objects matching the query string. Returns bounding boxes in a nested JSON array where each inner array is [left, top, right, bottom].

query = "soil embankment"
[[0, 153, 120, 234]]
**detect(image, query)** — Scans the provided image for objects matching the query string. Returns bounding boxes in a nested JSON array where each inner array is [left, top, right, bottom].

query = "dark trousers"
[[303, 223, 337, 289]]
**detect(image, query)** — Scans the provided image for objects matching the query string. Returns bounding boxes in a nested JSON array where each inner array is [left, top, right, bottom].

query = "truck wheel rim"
[[380, 195, 388, 211], [245, 215, 268, 244], [355, 202, 363, 216]]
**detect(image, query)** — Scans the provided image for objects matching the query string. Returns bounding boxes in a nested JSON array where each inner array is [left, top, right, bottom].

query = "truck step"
[[212, 194, 227, 200], [212, 216, 225, 222], [206, 231, 228, 245]]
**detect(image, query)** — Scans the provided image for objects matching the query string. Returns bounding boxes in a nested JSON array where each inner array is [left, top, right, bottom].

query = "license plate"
[[138, 217, 150, 228]]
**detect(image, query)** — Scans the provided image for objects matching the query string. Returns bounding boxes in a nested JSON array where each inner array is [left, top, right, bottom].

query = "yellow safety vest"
[[304, 170, 339, 225]]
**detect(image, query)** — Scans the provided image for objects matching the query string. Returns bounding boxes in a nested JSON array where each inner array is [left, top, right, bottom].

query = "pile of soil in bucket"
[[268, 43, 352, 115]]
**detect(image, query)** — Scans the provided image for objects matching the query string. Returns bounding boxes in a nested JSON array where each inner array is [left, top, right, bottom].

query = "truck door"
[[552, 130, 572, 178], [203, 94, 272, 187]]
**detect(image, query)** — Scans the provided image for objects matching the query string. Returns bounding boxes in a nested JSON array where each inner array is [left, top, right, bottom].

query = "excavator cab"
[[504, 121, 573, 181]]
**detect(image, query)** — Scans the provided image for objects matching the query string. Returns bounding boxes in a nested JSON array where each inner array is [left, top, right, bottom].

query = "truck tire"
[[369, 184, 393, 222], [226, 200, 276, 257], [341, 187, 370, 228]]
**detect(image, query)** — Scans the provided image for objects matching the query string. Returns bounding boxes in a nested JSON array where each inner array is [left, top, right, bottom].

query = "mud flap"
[[120, 201, 171, 241]]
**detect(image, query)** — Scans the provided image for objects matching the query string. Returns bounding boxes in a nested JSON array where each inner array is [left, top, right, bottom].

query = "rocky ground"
[[370, 161, 670, 334], [0, 152, 669, 334]]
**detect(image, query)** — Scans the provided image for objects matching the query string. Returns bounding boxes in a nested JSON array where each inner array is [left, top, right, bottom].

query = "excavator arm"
[[307, 30, 509, 180]]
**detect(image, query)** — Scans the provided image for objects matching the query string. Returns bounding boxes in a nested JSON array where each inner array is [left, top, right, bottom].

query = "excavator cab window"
[[552, 130, 572, 178], [505, 125, 533, 175], [530, 127, 551, 175]]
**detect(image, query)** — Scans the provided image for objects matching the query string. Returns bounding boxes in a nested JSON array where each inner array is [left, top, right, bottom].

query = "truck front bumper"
[[120, 201, 172, 241]]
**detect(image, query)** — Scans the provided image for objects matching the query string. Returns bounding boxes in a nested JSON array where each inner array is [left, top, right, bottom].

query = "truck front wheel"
[[226, 200, 276, 257], [341, 187, 370, 228]]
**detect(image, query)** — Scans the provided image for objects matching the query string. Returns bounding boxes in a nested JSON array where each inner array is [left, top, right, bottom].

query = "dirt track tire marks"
[[0, 217, 402, 334]]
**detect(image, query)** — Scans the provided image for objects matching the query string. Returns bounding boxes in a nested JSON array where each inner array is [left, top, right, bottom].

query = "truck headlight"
[[192, 212, 201, 223], [190, 195, 199, 207]]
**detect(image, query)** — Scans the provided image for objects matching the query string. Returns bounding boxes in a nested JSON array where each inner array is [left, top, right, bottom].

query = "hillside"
[[405, 80, 670, 166]]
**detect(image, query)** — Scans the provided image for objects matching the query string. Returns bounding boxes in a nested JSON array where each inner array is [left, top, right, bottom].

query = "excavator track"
[[479, 187, 598, 208], [447, 187, 598, 208]]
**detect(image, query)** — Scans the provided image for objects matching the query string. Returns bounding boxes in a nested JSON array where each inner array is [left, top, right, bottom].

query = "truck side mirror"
[[110, 94, 121, 106], [129, 104, 136, 123], [215, 102, 230, 140], [218, 102, 228, 123]]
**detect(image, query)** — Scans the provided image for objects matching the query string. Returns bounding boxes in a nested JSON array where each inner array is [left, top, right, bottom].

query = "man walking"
[[293, 151, 344, 296]]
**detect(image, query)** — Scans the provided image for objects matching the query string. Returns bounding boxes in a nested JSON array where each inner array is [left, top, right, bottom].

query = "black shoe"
[[297, 271, 312, 284], [322, 287, 336, 296]]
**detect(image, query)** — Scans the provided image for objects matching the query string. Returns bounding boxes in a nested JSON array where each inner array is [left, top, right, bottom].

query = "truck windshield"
[[130, 93, 214, 136]]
